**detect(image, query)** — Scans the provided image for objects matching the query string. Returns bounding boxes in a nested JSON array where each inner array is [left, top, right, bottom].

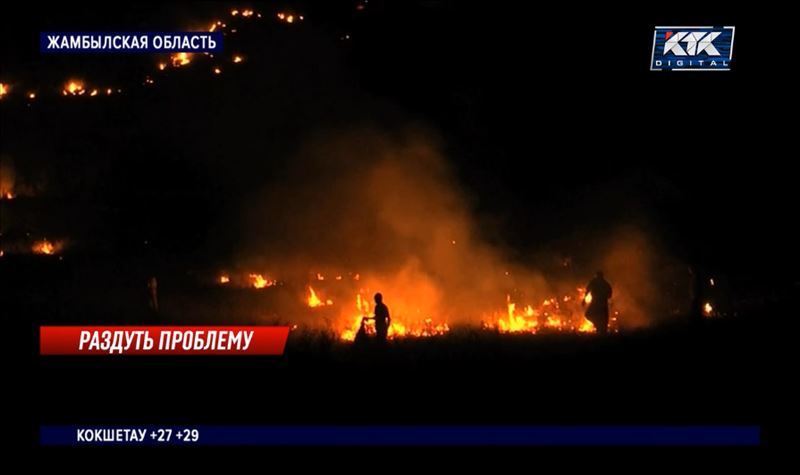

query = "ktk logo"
[[651, 26, 735, 71], [663, 31, 721, 56]]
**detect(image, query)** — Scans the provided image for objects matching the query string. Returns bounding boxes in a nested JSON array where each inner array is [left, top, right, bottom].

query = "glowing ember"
[[63, 81, 85, 96], [2, 192, 13, 200], [158, 63, 167, 71], [276, 12, 301, 23], [231, 9, 239, 16], [241, 9, 254, 17], [249, 273, 275, 289], [171, 52, 192, 67], [232, 55, 244, 64], [307, 286, 333, 307], [0, 83, 7, 99], [219, 275, 230, 284], [703, 302, 714, 317]]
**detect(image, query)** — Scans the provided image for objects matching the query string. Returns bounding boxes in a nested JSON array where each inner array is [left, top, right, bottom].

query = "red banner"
[[40, 326, 289, 355]]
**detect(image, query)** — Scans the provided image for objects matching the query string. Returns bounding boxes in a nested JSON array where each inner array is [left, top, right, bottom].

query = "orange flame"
[[0, 83, 8, 99], [249, 273, 274, 289], [276, 12, 301, 23], [488, 287, 602, 335], [171, 52, 192, 67], [63, 81, 85, 96], [307, 286, 333, 307], [32, 239, 57, 255], [338, 291, 449, 341], [219, 275, 230, 284]]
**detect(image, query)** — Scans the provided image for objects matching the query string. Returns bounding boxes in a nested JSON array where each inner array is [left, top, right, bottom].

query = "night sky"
[[1, 1, 794, 291]]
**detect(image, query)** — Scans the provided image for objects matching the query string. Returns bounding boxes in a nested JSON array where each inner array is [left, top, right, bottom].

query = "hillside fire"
[[32, 239, 63, 255]]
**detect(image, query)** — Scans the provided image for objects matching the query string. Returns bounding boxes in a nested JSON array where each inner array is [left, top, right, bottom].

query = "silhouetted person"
[[147, 276, 159, 312], [688, 265, 705, 323], [373, 292, 391, 343], [584, 271, 612, 334]]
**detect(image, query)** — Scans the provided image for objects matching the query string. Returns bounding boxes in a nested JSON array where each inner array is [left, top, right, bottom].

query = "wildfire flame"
[[171, 52, 192, 67], [0, 83, 8, 99], [63, 81, 85, 96], [487, 288, 602, 335], [277, 12, 302, 23], [32, 239, 57, 255], [249, 273, 275, 289], [307, 286, 333, 307], [703, 302, 714, 317], [219, 275, 230, 284], [338, 292, 450, 342]]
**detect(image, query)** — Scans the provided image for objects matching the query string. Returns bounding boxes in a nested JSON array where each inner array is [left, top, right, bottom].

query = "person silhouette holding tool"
[[373, 292, 391, 343]]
